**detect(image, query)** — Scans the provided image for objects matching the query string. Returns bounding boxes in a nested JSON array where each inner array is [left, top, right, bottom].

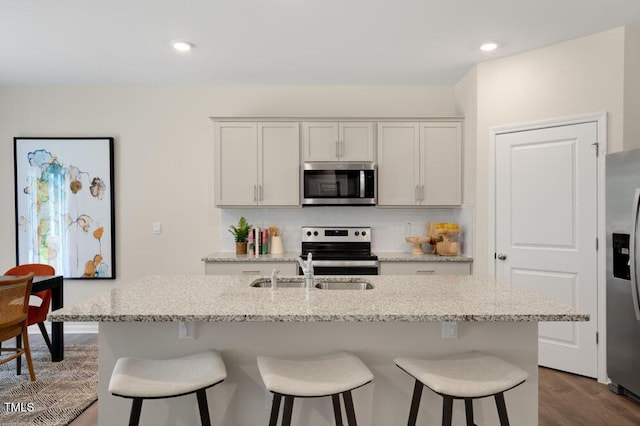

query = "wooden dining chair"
[[4, 264, 55, 375], [0, 272, 36, 381]]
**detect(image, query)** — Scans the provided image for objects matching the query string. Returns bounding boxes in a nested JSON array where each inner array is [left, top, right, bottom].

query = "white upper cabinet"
[[258, 122, 300, 206], [377, 122, 421, 205], [215, 121, 300, 207], [420, 122, 462, 206], [301, 122, 339, 161], [377, 121, 462, 207], [338, 122, 375, 161], [302, 121, 374, 162], [215, 122, 259, 206]]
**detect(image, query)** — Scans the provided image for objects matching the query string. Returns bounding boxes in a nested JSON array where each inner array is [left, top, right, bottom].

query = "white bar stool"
[[395, 351, 528, 426], [109, 350, 227, 426], [257, 351, 374, 426]]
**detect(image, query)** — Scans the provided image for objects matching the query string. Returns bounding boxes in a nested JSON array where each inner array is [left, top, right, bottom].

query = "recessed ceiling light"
[[480, 42, 499, 52], [172, 41, 194, 52]]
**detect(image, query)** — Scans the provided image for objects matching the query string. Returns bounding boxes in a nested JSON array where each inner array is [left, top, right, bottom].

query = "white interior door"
[[495, 122, 598, 377]]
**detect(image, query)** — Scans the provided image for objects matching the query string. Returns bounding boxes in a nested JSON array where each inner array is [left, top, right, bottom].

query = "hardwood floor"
[[539, 367, 640, 425], [29, 334, 638, 425]]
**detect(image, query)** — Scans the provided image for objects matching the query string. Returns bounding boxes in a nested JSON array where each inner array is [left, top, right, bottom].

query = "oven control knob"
[[313, 231, 318, 236], [361, 231, 367, 236], [355, 231, 360, 236], [306, 231, 312, 236]]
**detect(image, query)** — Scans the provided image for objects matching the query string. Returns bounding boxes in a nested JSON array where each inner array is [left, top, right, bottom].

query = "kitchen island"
[[49, 275, 587, 426]]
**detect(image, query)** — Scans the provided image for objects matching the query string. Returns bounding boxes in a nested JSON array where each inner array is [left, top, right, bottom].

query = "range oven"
[[299, 226, 378, 275], [302, 162, 376, 206]]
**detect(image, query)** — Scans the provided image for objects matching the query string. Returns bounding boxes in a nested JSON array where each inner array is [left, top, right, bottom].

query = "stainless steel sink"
[[314, 281, 374, 290], [250, 278, 305, 288], [250, 277, 374, 290]]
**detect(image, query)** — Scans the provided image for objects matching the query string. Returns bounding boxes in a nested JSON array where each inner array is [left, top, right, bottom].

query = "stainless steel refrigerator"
[[607, 148, 640, 397]]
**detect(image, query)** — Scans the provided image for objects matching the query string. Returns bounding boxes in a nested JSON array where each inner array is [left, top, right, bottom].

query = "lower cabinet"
[[379, 262, 471, 275], [205, 262, 297, 276]]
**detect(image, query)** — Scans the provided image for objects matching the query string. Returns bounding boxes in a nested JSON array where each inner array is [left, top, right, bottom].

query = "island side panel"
[[99, 321, 538, 426]]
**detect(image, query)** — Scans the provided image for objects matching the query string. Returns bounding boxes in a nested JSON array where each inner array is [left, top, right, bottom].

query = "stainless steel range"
[[299, 226, 378, 275]]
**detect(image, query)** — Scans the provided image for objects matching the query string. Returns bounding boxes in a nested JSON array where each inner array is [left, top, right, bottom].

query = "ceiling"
[[2, 0, 640, 86]]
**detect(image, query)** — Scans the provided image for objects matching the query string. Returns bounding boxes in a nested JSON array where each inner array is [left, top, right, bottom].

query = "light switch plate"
[[153, 222, 162, 235]]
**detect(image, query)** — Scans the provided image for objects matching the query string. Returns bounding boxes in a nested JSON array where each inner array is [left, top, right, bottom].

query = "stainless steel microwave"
[[302, 162, 376, 206]]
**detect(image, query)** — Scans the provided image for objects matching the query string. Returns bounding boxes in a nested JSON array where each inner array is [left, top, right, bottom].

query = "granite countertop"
[[374, 252, 472, 262], [202, 252, 472, 263], [49, 275, 587, 323]]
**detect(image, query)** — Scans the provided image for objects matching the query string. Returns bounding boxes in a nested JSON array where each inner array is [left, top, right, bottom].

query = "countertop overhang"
[[49, 275, 587, 323]]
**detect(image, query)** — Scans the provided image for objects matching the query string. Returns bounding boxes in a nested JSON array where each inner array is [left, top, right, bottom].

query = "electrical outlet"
[[441, 321, 458, 339], [403, 223, 411, 235], [178, 321, 195, 339]]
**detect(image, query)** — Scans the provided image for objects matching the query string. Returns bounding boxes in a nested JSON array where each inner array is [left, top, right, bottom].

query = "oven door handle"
[[311, 260, 379, 267]]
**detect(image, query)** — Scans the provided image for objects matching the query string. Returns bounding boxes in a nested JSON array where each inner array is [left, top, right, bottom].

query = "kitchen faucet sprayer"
[[270, 268, 279, 289], [297, 253, 314, 290]]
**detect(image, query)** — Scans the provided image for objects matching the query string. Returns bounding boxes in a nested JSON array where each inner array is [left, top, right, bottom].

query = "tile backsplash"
[[221, 203, 474, 256]]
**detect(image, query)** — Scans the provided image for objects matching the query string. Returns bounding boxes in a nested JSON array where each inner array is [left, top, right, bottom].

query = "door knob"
[[496, 253, 507, 261]]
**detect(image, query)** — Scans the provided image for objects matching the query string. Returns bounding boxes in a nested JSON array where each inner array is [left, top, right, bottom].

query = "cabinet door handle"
[[340, 140, 344, 157], [416, 270, 435, 274], [336, 141, 339, 158], [253, 185, 257, 201], [415, 185, 419, 202], [259, 185, 263, 201], [241, 270, 261, 275], [420, 185, 425, 201]]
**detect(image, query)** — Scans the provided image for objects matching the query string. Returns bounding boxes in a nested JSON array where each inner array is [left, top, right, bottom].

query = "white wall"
[[461, 27, 627, 275], [454, 67, 478, 263], [0, 85, 457, 306], [624, 26, 640, 151]]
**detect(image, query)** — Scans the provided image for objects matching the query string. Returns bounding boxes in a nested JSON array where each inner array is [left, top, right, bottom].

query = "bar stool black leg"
[[38, 322, 53, 351], [342, 391, 357, 426], [442, 397, 453, 426], [464, 399, 475, 426], [332, 393, 344, 425], [269, 394, 282, 426], [16, 335, 22, 375], [282, 396, 294, 426], [129, 398, 143, 426], [495, 392, 510, 426], [196, 389, 211, 426], [407, 379, 423, 426]]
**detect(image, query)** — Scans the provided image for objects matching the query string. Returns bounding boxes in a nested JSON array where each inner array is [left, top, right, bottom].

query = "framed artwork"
[[14, 137, 115, 279]]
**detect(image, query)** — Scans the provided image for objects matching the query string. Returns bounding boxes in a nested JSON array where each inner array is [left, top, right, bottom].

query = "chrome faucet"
[[270, 268, 280, 289], [297, 253, 314, 288]]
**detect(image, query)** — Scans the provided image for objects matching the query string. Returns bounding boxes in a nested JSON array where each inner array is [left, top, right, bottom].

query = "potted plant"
[[229, 216, 251, 254]]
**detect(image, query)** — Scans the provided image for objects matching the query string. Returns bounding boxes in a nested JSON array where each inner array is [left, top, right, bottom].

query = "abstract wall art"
[[14, 137, 115, 279]]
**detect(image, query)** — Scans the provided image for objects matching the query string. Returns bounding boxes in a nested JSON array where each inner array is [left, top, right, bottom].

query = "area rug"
[[0, 344, 97, 426]]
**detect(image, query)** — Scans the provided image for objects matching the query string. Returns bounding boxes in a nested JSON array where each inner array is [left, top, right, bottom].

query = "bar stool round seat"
[[258, 351, 373, 426], [109, 350, 226, 426], [395, 351, 528, 426]]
